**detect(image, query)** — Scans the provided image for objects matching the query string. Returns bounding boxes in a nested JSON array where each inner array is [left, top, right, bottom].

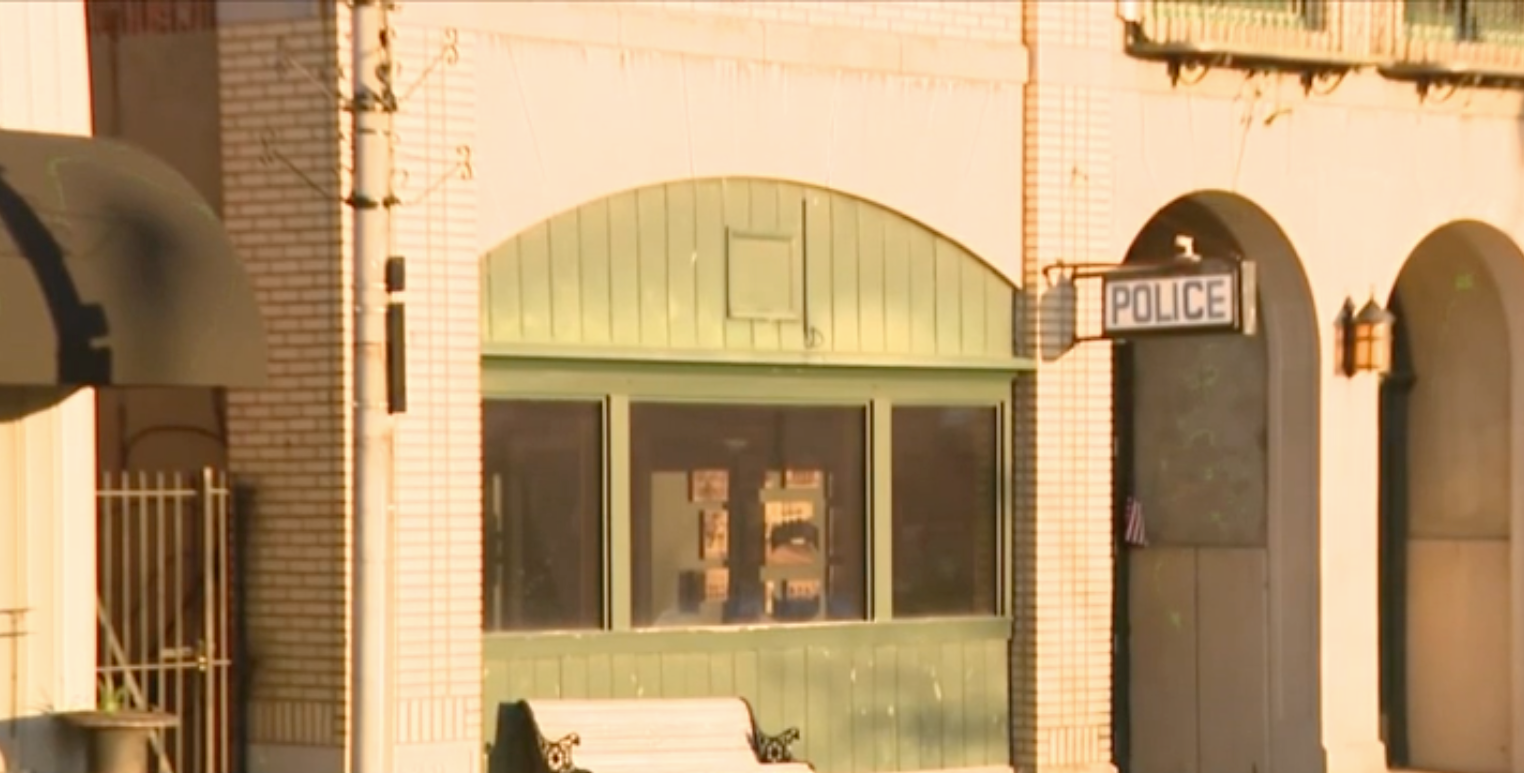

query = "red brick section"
[[86, 0, 217, 35]]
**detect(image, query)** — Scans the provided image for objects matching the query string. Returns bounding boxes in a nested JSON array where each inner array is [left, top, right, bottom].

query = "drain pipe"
[[348, 0, 399, 771]]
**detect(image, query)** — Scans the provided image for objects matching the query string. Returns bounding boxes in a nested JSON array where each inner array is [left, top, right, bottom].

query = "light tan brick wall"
[[1018, 2, 1117, 772], [220, 5, 483, 769], [219, 10, 352, 751], [653, 0, 1020, 42], [385, 14, 483, 771]]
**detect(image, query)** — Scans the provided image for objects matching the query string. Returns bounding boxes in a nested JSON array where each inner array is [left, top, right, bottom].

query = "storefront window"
[[482, 400, 604, 632], [892, 406, 999, 617], [630, 403, 868, 628]]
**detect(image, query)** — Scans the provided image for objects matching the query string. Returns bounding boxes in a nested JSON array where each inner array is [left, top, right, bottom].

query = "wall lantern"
[[1335, 294, 1396, 378]]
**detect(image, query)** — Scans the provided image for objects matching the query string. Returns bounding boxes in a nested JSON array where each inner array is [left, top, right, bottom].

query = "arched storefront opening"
[[1111, 191, 1320, 773], [1379, 221, 1524, 773], [478, 177, 1031, 773]]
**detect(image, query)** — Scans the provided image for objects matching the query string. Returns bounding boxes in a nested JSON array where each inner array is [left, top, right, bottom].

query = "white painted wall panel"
[[0, 1, 92, 135], [0, 3, 99, 773]]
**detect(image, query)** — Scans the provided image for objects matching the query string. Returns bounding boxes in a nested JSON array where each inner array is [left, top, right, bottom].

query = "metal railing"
[[97, 469, 236, 773], [1377, 0, 1524, 75], [1129, 0, 1524, 76], [1128, 0, 1373, 63]]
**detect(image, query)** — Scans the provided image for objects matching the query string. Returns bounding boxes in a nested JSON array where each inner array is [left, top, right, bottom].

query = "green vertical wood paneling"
[[608, 193, 641, 348], [666, 183, 699, 350], [580, 199, 613, 346], [694, 180, 728, 351], [636, 187, 669, 347], [481, 178, 1016, 364], [483, 621, 1011, 773], [519, 224, 552, 341], [858, 207, 887, 354], [722, 182, 755, 350], [550, 211, 582, 341], [907, 226, 938, 356]]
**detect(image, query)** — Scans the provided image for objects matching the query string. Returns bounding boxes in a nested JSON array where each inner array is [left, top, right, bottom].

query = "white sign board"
[[1102, 271, 1240, 336]]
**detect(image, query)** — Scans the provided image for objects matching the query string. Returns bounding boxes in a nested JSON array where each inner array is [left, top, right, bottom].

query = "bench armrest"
[[540, 731, 582, 773], [750, 725, 802, 763]]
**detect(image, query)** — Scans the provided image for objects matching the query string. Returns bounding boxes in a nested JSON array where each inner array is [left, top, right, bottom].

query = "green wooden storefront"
[[480, 178, 1033, 773]]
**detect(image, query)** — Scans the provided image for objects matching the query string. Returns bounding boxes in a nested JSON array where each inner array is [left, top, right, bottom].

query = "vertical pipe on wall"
[[349, 0, 397, 770]]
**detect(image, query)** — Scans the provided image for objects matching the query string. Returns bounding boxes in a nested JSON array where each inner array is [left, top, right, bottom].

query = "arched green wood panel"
[[481, 178, 1018, 365]]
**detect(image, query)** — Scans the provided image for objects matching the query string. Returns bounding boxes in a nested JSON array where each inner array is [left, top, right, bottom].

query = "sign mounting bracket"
[[1042, 236, 1258, 345]]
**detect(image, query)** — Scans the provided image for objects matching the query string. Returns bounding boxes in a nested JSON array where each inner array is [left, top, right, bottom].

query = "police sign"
[[1102, 269, 1245, 337]]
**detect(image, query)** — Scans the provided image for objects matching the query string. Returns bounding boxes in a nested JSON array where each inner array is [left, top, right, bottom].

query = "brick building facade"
[[77, 1, 1524, 773]]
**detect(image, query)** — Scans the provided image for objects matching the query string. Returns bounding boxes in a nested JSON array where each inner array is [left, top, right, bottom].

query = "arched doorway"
[[1379, 221, 1524, 773], [1112, 191, 1320, 773]]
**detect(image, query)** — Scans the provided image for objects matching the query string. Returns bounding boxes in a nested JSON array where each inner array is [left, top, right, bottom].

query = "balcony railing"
[[1125, 0, 1524, 89], [1376, 0, 1524, 79], [1126, 0, 1375, 69]]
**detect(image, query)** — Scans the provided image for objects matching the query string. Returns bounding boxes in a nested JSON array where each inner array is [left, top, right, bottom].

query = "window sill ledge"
[[485, 617, 1014, 656]]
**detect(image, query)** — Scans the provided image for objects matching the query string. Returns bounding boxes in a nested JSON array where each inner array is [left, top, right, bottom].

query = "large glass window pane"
[[891, 406, 999, 618], [630, 404, 867, 628], [482, 400, 603, 632]]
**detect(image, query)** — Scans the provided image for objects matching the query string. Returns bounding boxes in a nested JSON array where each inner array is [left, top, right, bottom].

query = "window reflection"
[[630, 403, 868, 628], [892, 406, 999, 617], [481, 400, 604, 632]]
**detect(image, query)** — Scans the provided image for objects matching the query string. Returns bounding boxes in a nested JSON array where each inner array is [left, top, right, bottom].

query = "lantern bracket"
[[1334, 294, 1396, 378]]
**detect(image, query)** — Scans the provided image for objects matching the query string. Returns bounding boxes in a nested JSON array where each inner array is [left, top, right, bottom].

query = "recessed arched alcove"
[[1379, 220, 1524, 773], [1113, 190, 1320, 773], [478, 177, 1030, 773]]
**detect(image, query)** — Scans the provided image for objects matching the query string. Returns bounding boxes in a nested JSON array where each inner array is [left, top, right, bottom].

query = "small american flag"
[[1122, 496, 1148, 548]]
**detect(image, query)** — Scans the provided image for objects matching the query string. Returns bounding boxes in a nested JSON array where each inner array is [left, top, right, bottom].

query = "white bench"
[[488, 697, 813, 773]]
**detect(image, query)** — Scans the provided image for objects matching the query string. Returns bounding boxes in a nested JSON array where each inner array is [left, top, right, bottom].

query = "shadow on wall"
[[0, 387, 74, 425], [0, 170, 114, 386], [0, 715, 87, 773], [1034, 198, 1242, 363], [85, 19, 230, 475], [1037, 279, 1076, 362]]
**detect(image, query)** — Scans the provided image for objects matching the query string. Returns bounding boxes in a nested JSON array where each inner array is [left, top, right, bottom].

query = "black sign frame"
[[1100, 262, 1246, 340], [1042, 257, 1258, 344]]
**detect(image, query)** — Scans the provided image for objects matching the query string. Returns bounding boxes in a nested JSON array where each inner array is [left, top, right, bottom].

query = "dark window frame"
[[480, 363, 1017, 634]]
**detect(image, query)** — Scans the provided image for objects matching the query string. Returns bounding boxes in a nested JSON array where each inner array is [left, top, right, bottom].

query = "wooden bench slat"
[[575, 751, 765, 771], [489, 697, 811, 773]]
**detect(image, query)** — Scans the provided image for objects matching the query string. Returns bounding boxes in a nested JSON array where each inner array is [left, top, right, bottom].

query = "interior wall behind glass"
[[891, 406, 999, 617], [629, 403, 867, 628], [482, 400, 604, 632]]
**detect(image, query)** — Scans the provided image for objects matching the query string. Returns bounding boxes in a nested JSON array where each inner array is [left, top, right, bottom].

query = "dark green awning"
[[0, 129, 265, 387]]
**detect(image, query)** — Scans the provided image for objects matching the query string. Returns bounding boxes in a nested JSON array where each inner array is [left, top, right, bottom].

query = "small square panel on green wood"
[[727, 228, 802, 321]]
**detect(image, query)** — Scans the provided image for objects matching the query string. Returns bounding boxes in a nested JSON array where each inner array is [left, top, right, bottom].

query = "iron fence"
[[97, 468, 235, 773]]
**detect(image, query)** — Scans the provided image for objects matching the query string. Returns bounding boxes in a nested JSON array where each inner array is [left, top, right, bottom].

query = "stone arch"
[[1114, 190, 1320, 773], [1380, 220, 1524, 773]]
